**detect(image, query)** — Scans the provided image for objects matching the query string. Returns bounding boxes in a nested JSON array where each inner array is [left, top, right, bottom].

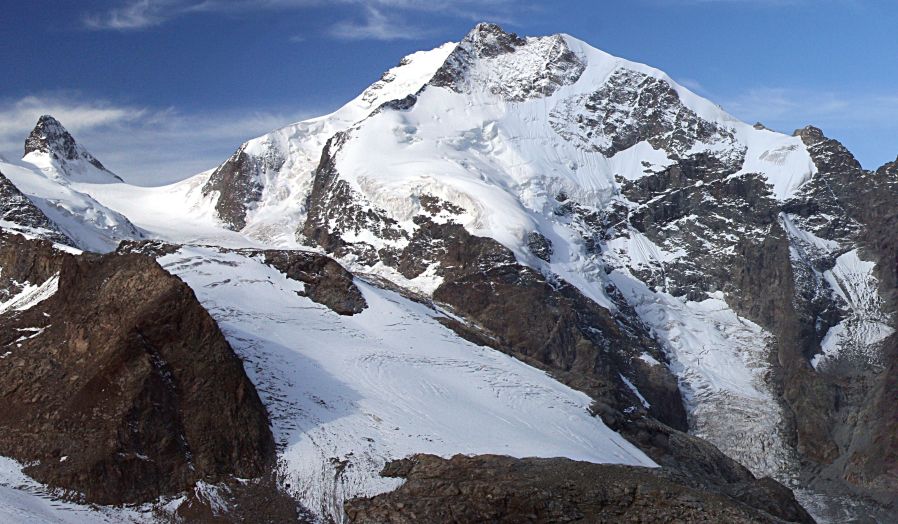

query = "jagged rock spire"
[[25, 115, 104, 169], [23, 115, 122, 181]]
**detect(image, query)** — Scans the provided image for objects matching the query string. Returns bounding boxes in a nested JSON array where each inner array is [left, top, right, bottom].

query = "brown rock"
[[345, 454, 813, 523], [0, 232, 275, 505]]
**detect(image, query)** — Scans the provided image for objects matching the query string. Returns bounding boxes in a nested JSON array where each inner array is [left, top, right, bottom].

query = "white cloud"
[[328, 6, 427, 41], [0, 95, 316, 185], [84, 0, 180, 30], [84, 0, 526, 38], [0, 96, 145, 147], [720, 87, 898, 131]]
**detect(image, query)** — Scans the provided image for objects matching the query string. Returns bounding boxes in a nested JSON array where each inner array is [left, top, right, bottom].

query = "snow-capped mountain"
[[0, 116, 142, 251], [23, 115, 123, 184], [1, 22, 896, 523]]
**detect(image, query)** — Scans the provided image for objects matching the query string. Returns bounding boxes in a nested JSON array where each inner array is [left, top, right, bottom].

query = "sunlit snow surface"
[[0, 158, 139, 252], [0, 274, 59, 316], [159, 246, 656, 521], [816, 249, 894, 367]]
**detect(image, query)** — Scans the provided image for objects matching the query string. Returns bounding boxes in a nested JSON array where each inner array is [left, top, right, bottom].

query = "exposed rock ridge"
[[430, 22, 586, 101], [345, 454, 814, 524], [777, 126, 898, 510], [24, 115, 122, 181], [549, 68, 740, 159], [202, 143, 284, 230], [0, 232, 275, 505], [118, 240, 368, 316]]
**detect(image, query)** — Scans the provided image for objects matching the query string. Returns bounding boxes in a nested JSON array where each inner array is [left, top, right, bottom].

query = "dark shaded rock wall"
[[0, 232, 275, 505], [345, 454, 813, 524]]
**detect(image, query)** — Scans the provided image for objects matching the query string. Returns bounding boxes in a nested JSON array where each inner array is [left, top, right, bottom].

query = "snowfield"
[[0, 158, 140, 252], [158, 246, 656, 522]]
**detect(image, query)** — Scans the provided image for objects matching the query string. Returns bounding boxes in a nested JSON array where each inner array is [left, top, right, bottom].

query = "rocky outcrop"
[[262, 249, 367, 315], [430, 23, 585, 101], [302, 133, 408, 264], [550, 69, 739, 159], [434, 259, 686, 431], [0, 232, 275, 505], [170, 477, 309, 523], [202, 146, 268, 230], [24, 115, 122, 181], [345, 454, 814, 523], [118, 240, 368, 316]]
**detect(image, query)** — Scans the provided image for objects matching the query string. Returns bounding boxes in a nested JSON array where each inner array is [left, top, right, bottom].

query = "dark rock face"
[[434, 261, 686, 431], [393, 217, 517, 282], [24, 115, 122, 180], [0, 232, 275, 505], [303, 133, 408, 264], [613, 154, 778, 300], [430, 23, 586, 101], [778, 127, 898, 508], [345, 454, 814, 524], [203, 143, 283, 230], [0, 169, 71, 245], [262, 250, 367, 315], [550, 69, 739, 159], [0, 232, 68, 301], [526, 231, 553, 262]]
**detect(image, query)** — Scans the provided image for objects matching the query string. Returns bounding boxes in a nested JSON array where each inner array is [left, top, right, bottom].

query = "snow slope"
[[158, 246, 656, 522], [0, 158, 140, 252], [201, 42, 457, 244], [67, 172, 257, 249]]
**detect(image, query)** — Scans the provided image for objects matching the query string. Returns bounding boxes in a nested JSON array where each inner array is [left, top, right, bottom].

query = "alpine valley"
[[1, 23, 896, 523]]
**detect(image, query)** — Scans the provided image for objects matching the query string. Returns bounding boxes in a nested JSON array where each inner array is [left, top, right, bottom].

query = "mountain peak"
[[23, 115, 122, 182], [429, 23, 584, 102], [793, 125, 826, 143], [459, 22, 526, 58], [25, 115, 94, 164]]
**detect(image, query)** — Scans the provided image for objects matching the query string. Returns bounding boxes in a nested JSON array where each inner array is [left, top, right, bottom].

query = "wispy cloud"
[[84, 0, 180, 30], [0, 96, 145, 140], [83, 0, 526, 39], [720, 87, 898, 131], [328, 6, 428, 41], [0, 95, 316, 185]]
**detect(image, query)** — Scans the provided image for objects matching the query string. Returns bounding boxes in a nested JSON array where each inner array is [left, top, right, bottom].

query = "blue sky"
[[2, 0, 897, 184]]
